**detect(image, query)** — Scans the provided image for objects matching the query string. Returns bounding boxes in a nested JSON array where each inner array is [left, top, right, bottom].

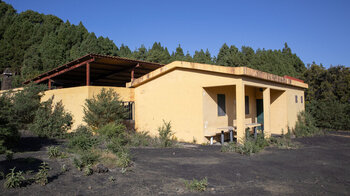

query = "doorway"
[[256, 99, 264, 130]]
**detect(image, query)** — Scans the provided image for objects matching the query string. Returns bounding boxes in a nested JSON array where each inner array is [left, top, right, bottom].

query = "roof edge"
[[127, 61, 308, 89]]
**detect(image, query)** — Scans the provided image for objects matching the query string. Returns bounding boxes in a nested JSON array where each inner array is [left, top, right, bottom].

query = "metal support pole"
[[254, 127, 257, 139], [210, 137, 213, 145], [230, 130, 233, 142], [221, 131, 224, 145]]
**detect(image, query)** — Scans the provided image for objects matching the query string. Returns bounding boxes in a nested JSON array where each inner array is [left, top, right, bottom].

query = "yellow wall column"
[[236, 81, 245, 143], [263, 87, 271, 137]]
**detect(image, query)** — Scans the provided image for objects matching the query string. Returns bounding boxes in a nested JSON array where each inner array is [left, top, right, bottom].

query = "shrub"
[[48, 146, 62, 158], [4, 167, 25, 188], [116, 150, 132, 168], [294, 111, 323, 137], [84, 164, 93, 176], [269, 136, 298, 149], [83, 88, 128, 130], [184, 177, 208, 192], [68, 130, 98, 152], [80, 151, 100, 166], [29, 97, 72, 138], [35, 162, 50, 186], [221, 134, 269, 155], [96, 122, 126, 140], [126, 131, 155, 147], [107, 136, 128, 155], [0, 93, 19, 154], [11, 84, 47, 128], [73, 158, 83, 171], [158, 120, 175, 147]]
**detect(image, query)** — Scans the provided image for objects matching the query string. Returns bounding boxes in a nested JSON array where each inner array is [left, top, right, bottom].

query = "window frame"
[[217, 94, 226, 116]]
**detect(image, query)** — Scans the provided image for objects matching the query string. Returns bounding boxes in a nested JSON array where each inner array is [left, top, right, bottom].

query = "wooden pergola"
[[24, 54, 163, 89]]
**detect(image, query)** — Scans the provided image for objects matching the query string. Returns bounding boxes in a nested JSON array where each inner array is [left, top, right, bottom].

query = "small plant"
[[221, 134, 269, 155], [158, 120, 175, 147], [48, 146, 62, 158], [61, 164, 69, 173], [68, 131, 98, 152], [84, 164, 93, 176], [116, 150, 132, 168], [120, 167, 127, 174], [192, 137, 197, 144], [4, 167, 25, 188], [80, 151, 100, 166], [269, 136, 298, 149], [108, 176, 116, 182], [73, 158, 83, 171], [35, 162, 50, 186], [184, 177, 208, 192], [127, 131, 153, 147], [5, 150, 14, 161]]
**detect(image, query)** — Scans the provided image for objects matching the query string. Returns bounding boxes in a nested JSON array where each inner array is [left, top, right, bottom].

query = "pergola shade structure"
[[24, 54, 163, 89]]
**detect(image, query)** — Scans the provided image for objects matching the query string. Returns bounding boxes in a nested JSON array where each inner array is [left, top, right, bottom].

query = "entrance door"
[[256, 99, 264, 130]]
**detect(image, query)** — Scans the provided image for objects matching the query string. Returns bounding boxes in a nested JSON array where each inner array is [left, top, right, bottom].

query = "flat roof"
[[127, 61, 308, 89], [24, 54, 163, 87]]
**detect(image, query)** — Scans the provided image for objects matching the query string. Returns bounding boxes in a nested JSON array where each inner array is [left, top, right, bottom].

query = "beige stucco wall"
[[42, 86, 134, 131], [134, 67, 306, 144]]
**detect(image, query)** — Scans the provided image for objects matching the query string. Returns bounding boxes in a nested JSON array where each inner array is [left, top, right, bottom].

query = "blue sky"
[[4, 0, 350, 67]]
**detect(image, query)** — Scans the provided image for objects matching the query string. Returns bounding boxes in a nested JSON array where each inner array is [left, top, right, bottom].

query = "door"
[[256, 99, 264, 130]]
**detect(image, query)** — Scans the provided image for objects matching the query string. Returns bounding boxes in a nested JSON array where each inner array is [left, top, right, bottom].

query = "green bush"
[[221, 134, 269, 155], [307, 100, 350, 130], [48, 146, 62, 158], [35, 162, 50, 186], [80, 151, 100, 166], [29, 97, 72, 138], [4, 167, 25, 188], [68, 128, 98, 152], [107, 136, 127, 154], [83, 88, 128, 130], [11, 84, 47, 128], [84, 164, 93, 176], [116, 150, 132, 168], [73, 158, 83, 171], [269, 136, 298, 149], [184, 177, 208, 192], [96, 122, 126, 140], [294, 111, 323, 137], [158, 120, 175, 147], [0, 93, 19, 154], [126, 131, 155, 147]]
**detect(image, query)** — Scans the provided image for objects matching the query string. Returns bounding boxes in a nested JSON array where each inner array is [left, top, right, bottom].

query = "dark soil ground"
[[1, 131, 350, 195]]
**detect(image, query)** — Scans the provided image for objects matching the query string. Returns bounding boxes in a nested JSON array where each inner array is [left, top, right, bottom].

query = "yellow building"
[[22, 54, 308, 144]]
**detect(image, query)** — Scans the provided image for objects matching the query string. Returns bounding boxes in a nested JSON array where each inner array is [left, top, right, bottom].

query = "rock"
[[95, 163, 109, 173]]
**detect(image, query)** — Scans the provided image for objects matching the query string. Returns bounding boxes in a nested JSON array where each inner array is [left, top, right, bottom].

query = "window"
[[217, 94, 226, 116], [245, 96, 249, 115], [301, 96, 303, 103], [295, 95, 298, 103]]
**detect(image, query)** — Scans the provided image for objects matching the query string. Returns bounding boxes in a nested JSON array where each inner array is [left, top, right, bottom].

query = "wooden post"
[[86, 62, 90, 86], [48, 79, 51, 90], [131, 63, 140, 82]]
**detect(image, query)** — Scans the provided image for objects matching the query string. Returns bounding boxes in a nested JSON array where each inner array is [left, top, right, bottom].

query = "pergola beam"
[[33, 58, 95, 84]]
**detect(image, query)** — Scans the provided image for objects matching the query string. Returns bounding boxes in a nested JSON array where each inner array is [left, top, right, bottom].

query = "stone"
[[95, 163, 109, 173]]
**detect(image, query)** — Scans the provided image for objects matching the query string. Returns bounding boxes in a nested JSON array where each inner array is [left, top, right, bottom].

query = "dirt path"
[[1, 132, 350, 195]]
